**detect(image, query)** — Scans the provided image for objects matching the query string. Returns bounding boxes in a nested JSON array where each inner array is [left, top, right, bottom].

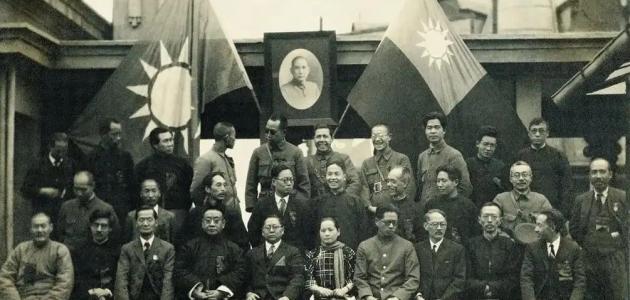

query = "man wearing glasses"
[[245, 114, 310, 212], [493, 161, 552, 236], [354, 205, 420, 300], [516, 117, 573, 217], [415, 209, 466, 300], [248, 164, 312, 250]]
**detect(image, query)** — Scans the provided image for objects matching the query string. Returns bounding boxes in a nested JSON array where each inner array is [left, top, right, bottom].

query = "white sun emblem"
[[127, 38, 195, 153], [415, 19, 454, 70]]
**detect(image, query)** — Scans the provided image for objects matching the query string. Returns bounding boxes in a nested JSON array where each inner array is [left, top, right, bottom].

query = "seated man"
[[115, 205, 175, 300], [466, 203, 520, 300], [245, 215, 305, 300], [415, 209, 465, 300], [175, 206, 246, 299], [521, 209, 585, 300], [354, 205, 420, 300], [72, 209, 120, 300], [0, 212, 74, 299], [126, 177, 176, 244], [493, 161, 552, 236]]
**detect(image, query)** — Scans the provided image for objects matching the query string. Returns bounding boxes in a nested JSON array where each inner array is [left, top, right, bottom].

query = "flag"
[[346, 0, 527, 167], [70, 0, 258, 162]]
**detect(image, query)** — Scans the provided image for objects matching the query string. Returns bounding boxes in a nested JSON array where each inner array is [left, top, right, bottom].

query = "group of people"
[[0, 111, 626, 300]]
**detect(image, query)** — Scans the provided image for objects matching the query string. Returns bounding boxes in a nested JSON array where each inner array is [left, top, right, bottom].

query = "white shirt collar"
[[153, 204, 160, 215], [594, 188, 609, 202], [48, 153, 62, 165], [140, 235, 155, 248], [265, 240, 281, 253], [547, 236, 560, 256], [430, 238, 444, 252], [274, 193, 289, 207]]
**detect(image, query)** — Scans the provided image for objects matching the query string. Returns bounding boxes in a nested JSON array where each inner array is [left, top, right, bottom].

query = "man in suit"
[[126, 177, 176, 244], [115, 205, 175, 300], [248, 164, 312, 250], [415, 209, 466, 300], [570, 158, 628, 299], [521, 209, 585, 300], [245, 215, 305, 300], [57, 170, 121, 252], [175, 206, 246, 299]]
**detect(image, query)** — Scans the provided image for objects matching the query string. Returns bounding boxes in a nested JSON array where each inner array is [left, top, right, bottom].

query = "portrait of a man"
[[280, 53, 322, 110]]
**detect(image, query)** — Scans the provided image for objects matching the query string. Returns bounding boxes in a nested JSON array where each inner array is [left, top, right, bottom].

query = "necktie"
[[267, 243, 275, 258], [549, 244, 555, 259], [432, 244, 438, 254], [279, 198, 287, 215], [143, 242, 150, 259], [53, 158, 61, 167], [596, 193, 604, 211]]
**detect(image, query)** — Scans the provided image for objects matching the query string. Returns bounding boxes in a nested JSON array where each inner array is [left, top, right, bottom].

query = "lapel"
[[132, 239, 146, 266], [535, 241, 550, 272], [605, 189, 624, 224], [267, 242, 287, 272]]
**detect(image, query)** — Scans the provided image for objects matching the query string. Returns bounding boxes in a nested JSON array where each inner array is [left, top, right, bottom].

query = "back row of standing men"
[[3, 111, 627, 299]]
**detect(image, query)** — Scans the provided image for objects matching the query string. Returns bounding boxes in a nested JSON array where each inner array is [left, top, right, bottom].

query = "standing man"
[[126, 177, 176, 244], [135, 127, 193, 235], [0, 212, 74, 300], [248, 164, 312, 250], [417, 112, 472, 207], [86, 118, 135, 224], [307, 124, 361, 199], [466, 126, 507, 208], [175, 206, 246, 299], [190, 122, 239, 211], [245, 215, 305, 300], [424, 165, 479, 246], [570, 158, 628, 299], [354, 205, 420, 300], [57, 170, 121, 252], [493, 161, 553, 236], [72, 209, 120, 300], [245, 114, 310, 212], [466, 202, 520, 300], [359, 124, 416, 213], [115, 205, 175, 300], [521, 209, 585, 300], [415, 209, 466, 300], [21, 132, 78, 222], [517, 117, 573, 217]]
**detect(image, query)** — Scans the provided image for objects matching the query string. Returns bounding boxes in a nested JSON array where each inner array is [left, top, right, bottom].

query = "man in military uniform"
[[245, 114, 310, 212], [359, 124, 416, 213], [306, 124, 360, 199]]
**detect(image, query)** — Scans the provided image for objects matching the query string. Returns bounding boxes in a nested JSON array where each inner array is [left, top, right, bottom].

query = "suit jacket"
[[247, 194, 313, 249], [570, 187, 627, 248], [416, 239, 466, 300], [126, 207, 176, 244], [115, 237, 175, 300], [520, 237, 585, 300], [245, 242, 305, 300]]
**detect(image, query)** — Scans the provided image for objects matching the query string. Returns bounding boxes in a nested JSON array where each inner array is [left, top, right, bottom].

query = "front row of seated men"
[[0, 201, 585, 300]]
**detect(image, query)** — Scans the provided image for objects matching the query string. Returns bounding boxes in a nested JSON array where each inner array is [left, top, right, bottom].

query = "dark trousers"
[[584, 249, 628, 300]]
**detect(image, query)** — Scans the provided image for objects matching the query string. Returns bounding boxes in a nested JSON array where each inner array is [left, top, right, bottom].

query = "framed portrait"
[[264, 31, 337, 127]]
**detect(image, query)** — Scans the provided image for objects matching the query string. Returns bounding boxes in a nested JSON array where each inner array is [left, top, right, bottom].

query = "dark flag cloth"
[[346, 0, 527, 166], [69, 0, 258, 161]]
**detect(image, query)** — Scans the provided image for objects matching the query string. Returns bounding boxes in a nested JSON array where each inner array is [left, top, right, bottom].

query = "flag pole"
[[188, 0, 200, 162], [333, 102, 351, 138]]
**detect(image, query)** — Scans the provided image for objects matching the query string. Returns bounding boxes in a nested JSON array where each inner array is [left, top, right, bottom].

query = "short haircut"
[[99, 118, 120, 136], [264, 214, 284, 227], [140, 176, 162, 192], [291, 55, 308, 67], [271, 163, 292, 179], [202, 205, 225, 218], [476, 125, 498, 142], [590, 157, 611, 171], [371, 123, 390, 134], [31, 212, 51, 224], [313, 123, 333, 137], [135, 205, 158, 220], [319, 216, 340, 230], [424, 208, 447, 222], [390, 166, 412, 186], [89, 209, 114, 225], [202, 172, 226, 188], [268, 113, 288, 131], [540, 209, 565, 234], [422, 111, 447, 129], [75, 170, 95, 186], [48, 132, 69, 148], [375, 204, 399, 220], [479, 202, 503, 217], [528, 117, 548, 130], [325, 158, 347, 173], [213, 122, 234, 140], [435, 165, 461, 183], [148, 127, 171, 147], [510, 160, 531, 171]]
